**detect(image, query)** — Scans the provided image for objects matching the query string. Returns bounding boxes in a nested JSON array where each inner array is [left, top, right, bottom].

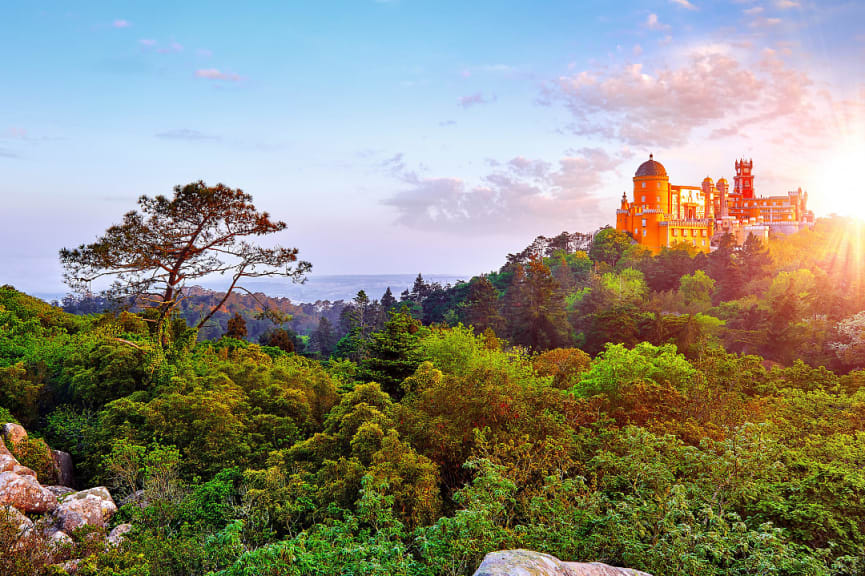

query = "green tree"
[[381, 287, 397, 312], [507, 259, 569, 351], [310, 316, 337, 358], [678, 270, 715, 312], [225, 312, 248, 339], [589, 226, 633, 267], [359, 312, 425, 399], [59, 181, 311, 345], [461, 277, 505, 335]]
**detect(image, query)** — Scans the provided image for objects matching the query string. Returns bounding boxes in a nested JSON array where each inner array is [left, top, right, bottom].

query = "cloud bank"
[[383, 148, 624, 234]]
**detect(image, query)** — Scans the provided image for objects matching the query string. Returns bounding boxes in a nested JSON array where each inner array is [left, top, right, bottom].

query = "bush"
[[12, 437, 59, 485]]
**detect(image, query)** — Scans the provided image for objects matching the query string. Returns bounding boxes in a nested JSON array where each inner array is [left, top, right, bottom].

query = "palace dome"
[[635, 154, 667, 178]]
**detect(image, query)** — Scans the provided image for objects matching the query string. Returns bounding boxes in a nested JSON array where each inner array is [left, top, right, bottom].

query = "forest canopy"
[[3, 215, 865, 575]]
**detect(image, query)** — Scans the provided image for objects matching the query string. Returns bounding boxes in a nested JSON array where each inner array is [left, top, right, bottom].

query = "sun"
[[815, 137, 865, 215]]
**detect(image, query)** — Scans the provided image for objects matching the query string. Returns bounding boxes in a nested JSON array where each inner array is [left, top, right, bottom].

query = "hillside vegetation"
[[2, 217, 865, 575]]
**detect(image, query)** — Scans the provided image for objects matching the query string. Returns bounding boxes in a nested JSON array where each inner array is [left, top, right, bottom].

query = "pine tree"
[[506, 258, 569, 350], [310, 316, 337, 358], [462, 276, 505, 335], [381, 287, 397, 312], [359, 312, 424, 399]]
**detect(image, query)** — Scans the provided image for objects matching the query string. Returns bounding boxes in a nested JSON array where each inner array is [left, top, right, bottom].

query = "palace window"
[[642, 229, 647, 237], [641, 195, 646, 202], [642, 218, 646, 227], [642, 182, 646, 188], [672, 229, 678, 236]]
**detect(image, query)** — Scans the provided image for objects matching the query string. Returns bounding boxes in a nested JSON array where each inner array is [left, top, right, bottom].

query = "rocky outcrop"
[[474, 550, 652, 576], [52, 450, 76, 488], [55, 486, 117, 532], [1, 504, 34, 537], [46, 485, 76, 498], [2, 423, 28, 448], [0, 470, 59, 513], [0, 421, 125, 569], [0, 434, 23, 473]]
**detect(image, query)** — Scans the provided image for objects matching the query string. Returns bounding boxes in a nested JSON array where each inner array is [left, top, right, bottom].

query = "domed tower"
[[631, 154, 669, 247], [701, 176, 715, 220], [633, 154, 669, 211], [717, 177, 729, 218]]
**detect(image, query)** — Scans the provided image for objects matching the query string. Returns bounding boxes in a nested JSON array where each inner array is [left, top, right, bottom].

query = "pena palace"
[[615, 155, 814, 253]]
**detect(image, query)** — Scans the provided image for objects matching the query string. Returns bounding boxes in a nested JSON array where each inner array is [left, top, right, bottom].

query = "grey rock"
[[2, 423, 27, 448], [46, 485, 76, 498], [473, 550, 652, 576], [52, 450, 76, 488], [108, 522, 132, 546], [1, 503, 34, 534], [50, 529, 73, 549]]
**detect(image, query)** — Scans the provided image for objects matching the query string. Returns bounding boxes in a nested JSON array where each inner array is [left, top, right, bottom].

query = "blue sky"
[[2, 1, 864, 293]]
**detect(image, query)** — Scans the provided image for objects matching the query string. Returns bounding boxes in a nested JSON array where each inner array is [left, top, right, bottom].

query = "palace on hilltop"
[[615, 155, 814, 253]]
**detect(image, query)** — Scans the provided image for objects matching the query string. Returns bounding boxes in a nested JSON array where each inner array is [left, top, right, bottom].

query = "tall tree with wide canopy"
[[59, 181, 311, 345]]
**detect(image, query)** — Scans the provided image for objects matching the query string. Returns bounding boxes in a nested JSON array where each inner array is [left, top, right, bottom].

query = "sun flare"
[[816, 138, 865, 215]]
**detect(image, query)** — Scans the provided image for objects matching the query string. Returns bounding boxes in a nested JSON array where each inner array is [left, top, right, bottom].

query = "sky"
[[1, 1, 864, 294]]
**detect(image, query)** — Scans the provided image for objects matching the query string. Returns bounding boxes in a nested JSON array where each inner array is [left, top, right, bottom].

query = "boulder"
[[2, 423, 28, 448], [55, 486, 117, 532], [0, 470, 59, 513], [50, 529, 73, 549], [1, 503, 34, 534], [0, 437, 19, 472], [46, 485, 76, 498], [0, 434, 37, 477], [108, 523, 132, 546], [52, 450, 76, 488], [563, 563, 653, 576], [473, 550, 652, 576]]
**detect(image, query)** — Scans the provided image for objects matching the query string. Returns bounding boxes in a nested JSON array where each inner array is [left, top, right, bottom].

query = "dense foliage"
[[3, 217, 865, 575]]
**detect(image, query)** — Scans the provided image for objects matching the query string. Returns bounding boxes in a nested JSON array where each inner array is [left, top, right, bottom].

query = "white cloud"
[[195, 68, 242, 81], [112, 19, 131, 28], [155, 129, 219, 141], [671, 0, 698, 10], [645, 14, 671, 31], [776, 0, 799, 8], [550, 48, 819, 147], [457, 92, 496, 108], [382, 148, 625, 234], [157, 42, 184, 54]]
